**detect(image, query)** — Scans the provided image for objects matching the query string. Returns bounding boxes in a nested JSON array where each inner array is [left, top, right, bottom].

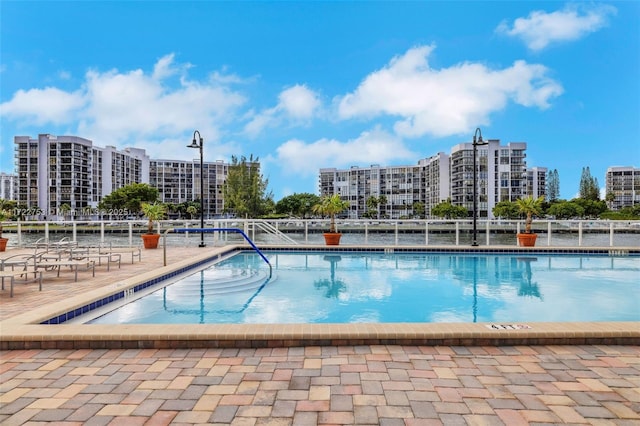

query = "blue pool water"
[[88, 251, 640, 324]]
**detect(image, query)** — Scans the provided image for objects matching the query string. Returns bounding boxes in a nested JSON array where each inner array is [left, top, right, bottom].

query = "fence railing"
[[2, 218, 639, 248]]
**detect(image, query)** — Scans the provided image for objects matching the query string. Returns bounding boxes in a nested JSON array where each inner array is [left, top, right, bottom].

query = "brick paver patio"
[[1, 344, 639, 425], [1, 245, 639, 424]]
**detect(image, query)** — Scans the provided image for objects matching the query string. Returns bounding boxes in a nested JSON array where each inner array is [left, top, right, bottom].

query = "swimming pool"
[[87, 251, 640, 325]]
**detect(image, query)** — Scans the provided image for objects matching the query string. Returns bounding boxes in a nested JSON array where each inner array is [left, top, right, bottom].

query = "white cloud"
[[278, 84, 321, 119], [0, 87, 86, 125], [244, 84, 321, 137], [1, 54, 246, 150], [496, 4, 617, 51], [337, 45, 563, 138], [151, 53, 183, 80], [275, 126, 416, 177]]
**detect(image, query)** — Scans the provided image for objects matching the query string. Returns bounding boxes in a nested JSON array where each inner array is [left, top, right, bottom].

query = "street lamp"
[[472, 127, 488, 246], [187, 130, 206, 247]]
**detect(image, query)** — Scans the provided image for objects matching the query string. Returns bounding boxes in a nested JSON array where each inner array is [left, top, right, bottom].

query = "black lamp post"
[[472, 127, 488, 246], [187, 130, 206, 247]]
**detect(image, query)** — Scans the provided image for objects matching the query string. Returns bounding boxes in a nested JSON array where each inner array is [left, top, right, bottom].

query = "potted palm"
[[0, 208, 10, 252], [140, 202, 167, 249], [312, 194, 350, 245], [515, 196, 544, 247]]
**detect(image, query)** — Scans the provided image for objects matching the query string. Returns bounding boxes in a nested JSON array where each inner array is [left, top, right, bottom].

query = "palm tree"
[[605, 192, 616, 210], [312, 194, 349, 234], [0, 208, 10, 251], [515, 196, 544, 234], [141, 202, 167, 234], [0, 208, 10, 239]]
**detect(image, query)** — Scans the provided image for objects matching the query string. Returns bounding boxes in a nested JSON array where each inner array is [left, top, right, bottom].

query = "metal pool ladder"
[[162, 228, 272, 277]]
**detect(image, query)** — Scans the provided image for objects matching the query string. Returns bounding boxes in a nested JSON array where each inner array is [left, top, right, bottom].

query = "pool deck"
[[1, 244, 639, 424]]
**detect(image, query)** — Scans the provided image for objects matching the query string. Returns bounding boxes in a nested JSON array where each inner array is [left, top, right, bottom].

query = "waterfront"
[[2, 218, 639, 248]]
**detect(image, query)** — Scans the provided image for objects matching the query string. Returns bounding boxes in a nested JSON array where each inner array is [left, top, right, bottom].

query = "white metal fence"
[[2, 219, 639, 248]]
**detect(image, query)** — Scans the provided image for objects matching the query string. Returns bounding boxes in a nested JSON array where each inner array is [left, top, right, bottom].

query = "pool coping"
[[1, 244, 639, 349]]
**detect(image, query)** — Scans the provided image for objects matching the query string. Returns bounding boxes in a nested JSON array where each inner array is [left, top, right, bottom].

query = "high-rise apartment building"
[[525, 167, 548, 200], [319, 153, 451, 219], [320, 139, 543, 219], [0, 172, 17, 201], [606, 166, 640, 210], [13, 134, 243, 219], [14, 135, 151, 218], [150, 159, 228, 219], [15, 135, 95, 216]]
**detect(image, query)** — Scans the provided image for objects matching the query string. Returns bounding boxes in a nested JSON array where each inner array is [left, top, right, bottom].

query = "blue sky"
[[1, 1, 638, 201]]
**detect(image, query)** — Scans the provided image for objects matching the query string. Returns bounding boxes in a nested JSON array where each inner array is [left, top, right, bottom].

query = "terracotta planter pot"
[[141, 233, 161, 249], [323, 233, 342, 246], [517, 233, 537, 247], [0, 237, 7, 252]]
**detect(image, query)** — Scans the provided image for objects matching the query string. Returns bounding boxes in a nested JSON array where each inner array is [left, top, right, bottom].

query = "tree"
[[223, 154, 273, 218], [515, 196, 544, 234], [365, 195, 387, 219], [431, 199, 468, 219], [0, 199, 18, 220], [547, 201, 584, 219], [275, 193, 320, 218], [605, 192, 616, 210], [312, 194, 349, 233], [98, 183, 159, 217], [546, 169, 560, 202], [579, 167, 600, 201], [140, 202, 167, 234], [186, 205, 199, 219], [492, 200, 520, 219], [0, 208, 10, 240], [571, 198, 607, 218], [59, 203, 71, 220], [412, 201, 425, 219]]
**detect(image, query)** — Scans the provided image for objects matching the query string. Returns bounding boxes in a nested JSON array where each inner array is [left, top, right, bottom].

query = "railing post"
[[364, 222, 369, 245], [578, 221, 583, 246], [395, 222, 399, 246], [485, 219, 490, 246], [455, 221, 459, 246], [17, 221, 22, 246], [44, 222, 49, 243], [128, 222, 133, 247], [548, 221, 552, 246], [425, 221, 429, 246], [609, 222, 614, 247]]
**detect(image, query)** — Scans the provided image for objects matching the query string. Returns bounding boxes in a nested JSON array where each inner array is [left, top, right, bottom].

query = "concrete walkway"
[[1, 246, 639, 424]]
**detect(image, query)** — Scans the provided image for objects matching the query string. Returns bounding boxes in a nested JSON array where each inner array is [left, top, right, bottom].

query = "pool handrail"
[[162, 227, 272, 277]]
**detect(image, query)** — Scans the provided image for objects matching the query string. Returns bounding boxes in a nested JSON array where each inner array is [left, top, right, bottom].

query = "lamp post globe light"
[[472, 127, 488, 247], [187, 130, 206, 247]]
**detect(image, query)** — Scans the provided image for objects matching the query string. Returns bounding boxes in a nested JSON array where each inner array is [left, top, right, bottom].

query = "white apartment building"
[[526, 167, 548, 200], [150, 159, 229, 219], [13, 134, 242, 219], [15, 135, 95, 217], [14, 135, 151, 218], [0, 172, 17, 201], [320, 139, 543, 220], [606, 166, 640, 210], [319, 153, 451, 219]]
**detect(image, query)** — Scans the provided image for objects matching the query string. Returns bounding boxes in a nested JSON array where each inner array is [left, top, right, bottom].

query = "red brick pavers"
[[1, 345, 639, 425]]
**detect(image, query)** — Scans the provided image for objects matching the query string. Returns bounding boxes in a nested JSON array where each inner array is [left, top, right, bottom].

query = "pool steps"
[[179, 268, 271, 295]]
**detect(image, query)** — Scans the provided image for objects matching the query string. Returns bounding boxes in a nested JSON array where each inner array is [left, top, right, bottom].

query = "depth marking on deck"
[[486, 324, 532, 330]]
